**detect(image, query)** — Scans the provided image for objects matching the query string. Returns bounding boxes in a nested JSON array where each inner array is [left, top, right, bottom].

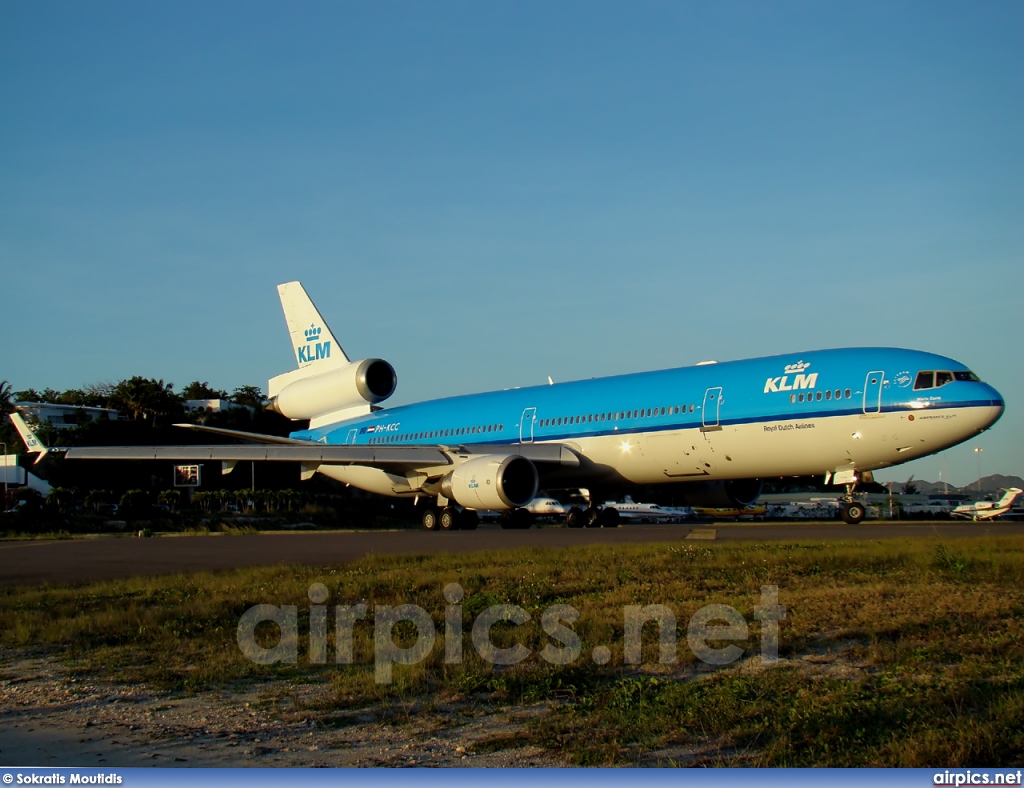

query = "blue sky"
[[1, 1, 1021, 487]]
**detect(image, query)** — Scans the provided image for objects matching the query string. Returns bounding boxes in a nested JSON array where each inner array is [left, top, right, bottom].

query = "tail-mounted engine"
[[267, 358, 397, 424], [441, 455, 539, 511]]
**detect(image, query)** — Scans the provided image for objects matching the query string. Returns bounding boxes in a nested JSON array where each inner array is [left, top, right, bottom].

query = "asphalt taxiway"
[[2, 521, 1023, 587]]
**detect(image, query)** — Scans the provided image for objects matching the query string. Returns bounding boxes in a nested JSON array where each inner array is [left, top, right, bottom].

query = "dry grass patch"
[[1, 535, 1023, 765]]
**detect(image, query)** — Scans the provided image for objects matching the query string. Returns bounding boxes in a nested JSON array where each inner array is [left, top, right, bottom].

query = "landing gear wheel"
[[584, 507, 602, 528], [600, 507, 621, 528], [841, 501, 866, 525], [499, 510, 514, 530], [440, 506, 461, 531], [422, 508, 440, 531], [512, 508, 533, 530], [566, 506, 585, 529], [459, 510, 479, 531]]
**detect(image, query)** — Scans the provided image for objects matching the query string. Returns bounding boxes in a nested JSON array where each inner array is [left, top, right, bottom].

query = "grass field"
[[2, 535, 1023, 766]]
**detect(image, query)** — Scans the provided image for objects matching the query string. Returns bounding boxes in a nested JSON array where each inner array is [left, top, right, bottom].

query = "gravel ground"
[[0, 653, 564, 767]]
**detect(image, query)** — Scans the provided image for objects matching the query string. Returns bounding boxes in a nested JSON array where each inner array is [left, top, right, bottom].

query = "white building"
[[1, 454, 51, 500], [15, 401, 122, 430], [183, 399, 254, 415]]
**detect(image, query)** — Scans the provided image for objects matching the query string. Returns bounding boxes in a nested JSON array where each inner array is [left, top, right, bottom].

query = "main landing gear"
[[422, 506, 479, 531], [499, 508, 533, 530], [566, 506, 621, 528]]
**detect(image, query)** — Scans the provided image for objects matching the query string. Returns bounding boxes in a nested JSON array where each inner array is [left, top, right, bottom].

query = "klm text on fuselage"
[[763, 373, 819, 394]]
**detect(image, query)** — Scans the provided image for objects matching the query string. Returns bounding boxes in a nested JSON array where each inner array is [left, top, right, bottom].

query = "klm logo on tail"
[[298, 324, 331, 364], [764, 361, 819, 394]]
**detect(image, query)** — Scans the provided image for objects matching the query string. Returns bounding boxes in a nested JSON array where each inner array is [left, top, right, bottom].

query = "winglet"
[[277, 282, 349, 370], [9, 412, 50, 464]]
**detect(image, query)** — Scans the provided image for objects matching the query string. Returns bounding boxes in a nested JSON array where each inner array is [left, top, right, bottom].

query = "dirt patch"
[[0, 652, 563, 767]]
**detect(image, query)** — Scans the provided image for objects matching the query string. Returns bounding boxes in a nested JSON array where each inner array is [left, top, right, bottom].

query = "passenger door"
[[520, 407, 536, 444], [702, 387, 723, 429], [863, 371, 884, 414]]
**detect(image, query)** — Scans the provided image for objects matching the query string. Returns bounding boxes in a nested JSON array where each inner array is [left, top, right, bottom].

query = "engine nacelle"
[[441, 455, 539, 511], [680, 479, 763, 509], [268, 358, 397, 421]]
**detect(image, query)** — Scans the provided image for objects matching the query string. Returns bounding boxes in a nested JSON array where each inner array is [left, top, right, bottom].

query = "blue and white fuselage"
[[291, 346, 1003, 498], [60, 283, 1005, 528]]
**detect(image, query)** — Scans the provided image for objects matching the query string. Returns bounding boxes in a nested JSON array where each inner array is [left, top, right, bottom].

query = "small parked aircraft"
[[950, 488, 1023, 521]]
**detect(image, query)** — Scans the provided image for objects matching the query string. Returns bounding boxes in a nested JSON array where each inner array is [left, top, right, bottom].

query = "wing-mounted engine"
[[440, 455, 539, 510], [267, 358, 397, 426], [679, 479, 763, 509]]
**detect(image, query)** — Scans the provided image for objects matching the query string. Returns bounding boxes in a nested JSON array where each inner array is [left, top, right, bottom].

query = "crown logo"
[[304, 324, 322, 343], [784, 360, 810, 374]]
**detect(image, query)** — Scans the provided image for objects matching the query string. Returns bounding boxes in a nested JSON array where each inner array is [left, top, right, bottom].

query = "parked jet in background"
[[525, 497, 567, 519], [600, 497, 693, 523], [950, 488, 1023, 521], [66, 282, 1006, 529]]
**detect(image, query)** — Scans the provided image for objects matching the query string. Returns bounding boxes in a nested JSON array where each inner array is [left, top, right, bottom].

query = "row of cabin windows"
[[915, 370, 979, 390], [790, 388, 853, 404], [537, 404, 696, 429], [368, 423, 504, 445], [364, 377, 951, 441]]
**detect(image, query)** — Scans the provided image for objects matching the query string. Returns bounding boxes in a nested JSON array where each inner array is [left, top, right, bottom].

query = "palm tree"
[[191, 490, 212, 513], [47, 487, 79, 514], [157, 489, 181, 512], [0, 380, 15, 454], [0, 380, 13, 416]]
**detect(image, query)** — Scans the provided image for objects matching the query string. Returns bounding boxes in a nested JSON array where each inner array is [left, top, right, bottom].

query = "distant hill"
[[893, 474, 1024, 497]]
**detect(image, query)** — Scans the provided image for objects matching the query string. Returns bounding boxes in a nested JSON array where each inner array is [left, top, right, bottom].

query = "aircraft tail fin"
[[9, 412, 49, 463], [998, 487, 1023, 509], [277, 281, 349, 373]]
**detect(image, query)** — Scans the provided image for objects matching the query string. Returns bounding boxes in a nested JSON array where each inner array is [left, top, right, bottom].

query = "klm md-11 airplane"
[[66, 282, 1005, 529]]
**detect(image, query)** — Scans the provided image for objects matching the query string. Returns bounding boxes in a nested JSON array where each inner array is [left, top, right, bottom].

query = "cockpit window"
[[914, 370, 971, 390]]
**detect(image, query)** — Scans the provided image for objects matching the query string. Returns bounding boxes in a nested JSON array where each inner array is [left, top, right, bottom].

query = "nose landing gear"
[[837, 476, 868, 524]]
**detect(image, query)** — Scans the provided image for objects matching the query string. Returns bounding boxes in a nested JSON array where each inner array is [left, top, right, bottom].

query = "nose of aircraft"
[[976, 382, 1005, 431]]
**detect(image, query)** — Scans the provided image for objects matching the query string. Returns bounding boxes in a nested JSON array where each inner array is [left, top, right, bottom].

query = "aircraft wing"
[[65, 442, 580, 468]]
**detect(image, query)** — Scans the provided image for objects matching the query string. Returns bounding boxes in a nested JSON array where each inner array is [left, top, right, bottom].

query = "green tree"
[[231, 385, 265, 408], [0, 380, 17, 463], [191, 490, 213, 513], [0, 380, 13, 416], [83, 489, 113, 513], [109, 377, 184, 426], [46, 487, 79, 514], [181, 381, 229, 400], [157, 489, 181, 512]]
